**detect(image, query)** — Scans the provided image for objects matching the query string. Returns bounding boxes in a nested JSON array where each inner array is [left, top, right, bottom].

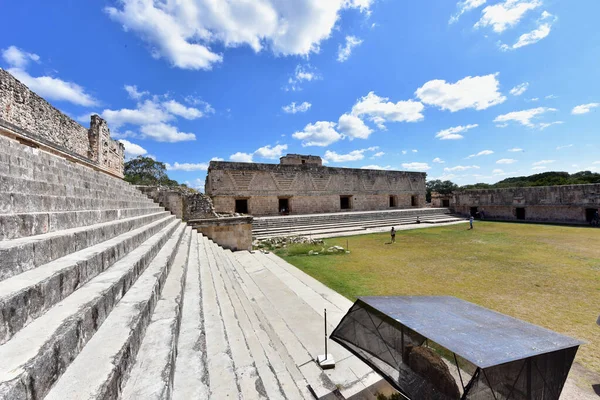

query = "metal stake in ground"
[[317, 308, 335, 369]]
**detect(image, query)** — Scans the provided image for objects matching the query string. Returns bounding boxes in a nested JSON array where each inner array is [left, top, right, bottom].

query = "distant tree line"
[[124, 156, 190, 188], [427, 171, 600, 201]]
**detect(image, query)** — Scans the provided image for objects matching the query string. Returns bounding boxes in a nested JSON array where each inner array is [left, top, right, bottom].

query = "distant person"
[[416, 216, 421, 224], [391, 227, 396, 243], [469, 215, 474, 230], [480, 209, 485, 220]]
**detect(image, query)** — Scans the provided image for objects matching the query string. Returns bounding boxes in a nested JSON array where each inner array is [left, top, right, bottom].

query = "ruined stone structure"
[[206, 155, 427, 216], [0, 69, 124, 177], [452, 184, 600, 224], [431, 191, 452, 208]]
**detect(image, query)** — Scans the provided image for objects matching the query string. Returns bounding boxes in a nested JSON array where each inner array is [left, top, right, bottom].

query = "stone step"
[[120, 228, 193, 399], [172, 233, 210, 400], [0, 192, 153, 214], [0, 174, 150, 201], [43, 225, 190, 400], [232, 250, 382, 399], [225, 249, 337, 399], [212, 242, 311, 400], [0, 210, 171, 281], [0, 214, 176, 345], [0, 220, 184, 400], [0, 206, 165, 241]]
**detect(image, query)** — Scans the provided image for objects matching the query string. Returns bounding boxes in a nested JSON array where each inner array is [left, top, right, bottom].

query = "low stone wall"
[[451, 184, 600, 223], [190, 216, 253, 252], [0, 69, 124, 177]]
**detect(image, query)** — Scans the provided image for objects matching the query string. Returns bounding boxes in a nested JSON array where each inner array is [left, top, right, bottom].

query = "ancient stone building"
[[206, 155, 427, 216], [451, 184, 600, 224], [0, 69, 124, 177]]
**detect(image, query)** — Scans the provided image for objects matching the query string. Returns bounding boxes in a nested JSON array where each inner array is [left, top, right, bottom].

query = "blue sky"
[[2, 0, 600, 190]]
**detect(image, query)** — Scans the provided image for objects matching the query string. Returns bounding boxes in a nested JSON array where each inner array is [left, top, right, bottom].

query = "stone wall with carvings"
[[206, 159, 427, 216], [0, 69, 124, 177], [451, 184, 600, 223]]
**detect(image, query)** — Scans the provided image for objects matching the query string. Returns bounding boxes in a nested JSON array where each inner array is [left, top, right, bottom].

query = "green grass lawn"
[[275, 222, 600, 375]]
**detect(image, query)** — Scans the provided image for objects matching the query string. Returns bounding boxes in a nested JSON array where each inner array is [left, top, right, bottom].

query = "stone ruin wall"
[[452, 184, 600, 223], [206, 161, 427, 216], [0, 69, 124, 177]]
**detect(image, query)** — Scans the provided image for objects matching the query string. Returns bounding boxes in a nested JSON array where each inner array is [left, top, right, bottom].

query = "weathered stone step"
[[43, 225, 189, 400], [120, 228, 193, 399], [225, 250, 337, 399], [0, 220, 184, 400], [0, 192, 153, 214], [172, 233, 210, 400], [0, 210, 171, 281], [0, 214, 175, 345], [212, 242, 309, 400], [0, 206, 165, 241]]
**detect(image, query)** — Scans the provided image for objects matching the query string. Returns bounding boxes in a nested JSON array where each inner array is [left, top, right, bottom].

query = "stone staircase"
[[253, 208, 464, 240], [0, 134, 389, 399]]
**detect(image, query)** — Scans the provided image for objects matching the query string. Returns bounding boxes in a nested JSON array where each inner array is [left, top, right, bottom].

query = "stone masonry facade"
[[452, 184, 600, 223], [206, 155, 427, 216], [0, 69, 124, 177]]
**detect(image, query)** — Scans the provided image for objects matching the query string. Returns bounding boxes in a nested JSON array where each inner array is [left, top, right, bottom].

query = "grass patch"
[[278, 222, 600, 375]]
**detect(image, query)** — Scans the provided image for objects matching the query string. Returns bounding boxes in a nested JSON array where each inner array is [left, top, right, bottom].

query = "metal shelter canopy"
[[356, 296, 584, 369]]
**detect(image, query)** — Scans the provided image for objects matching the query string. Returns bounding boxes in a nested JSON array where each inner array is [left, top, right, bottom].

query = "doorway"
[[235, 199, 248, 214], [279, 198, 290, 214], [470, 207, 478, 218], [585, 208, 598, 222], [442, 199, 450, 207], [411, 196, 418, 207], [389, 195, 397, 208], [340, 196, 352, 210], [516, 207, 526, 220]]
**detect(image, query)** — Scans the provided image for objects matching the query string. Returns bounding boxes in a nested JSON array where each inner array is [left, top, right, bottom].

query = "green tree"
[[124, 156, 179, 186], [426, 180, 459, 202]]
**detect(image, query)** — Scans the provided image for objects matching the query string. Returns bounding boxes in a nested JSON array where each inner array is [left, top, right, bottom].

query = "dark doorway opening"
[[340, 196, 352, 210], [411, 196, 418, 207], [279, 198, 289, 214], [586, 208, 598, 222], [389, 195, 397, 208], [516, 207, 526, 220], [442, 199, 450, 207], [235, 199, 248, 214], [470, 207, 479, 218]]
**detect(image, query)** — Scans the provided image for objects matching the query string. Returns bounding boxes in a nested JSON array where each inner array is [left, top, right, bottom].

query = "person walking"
[[469, 215, 474, 230], [390, 227, 396, 243]]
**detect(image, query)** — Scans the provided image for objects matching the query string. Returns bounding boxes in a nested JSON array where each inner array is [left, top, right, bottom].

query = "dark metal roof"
[[358, 296, 584, 369]]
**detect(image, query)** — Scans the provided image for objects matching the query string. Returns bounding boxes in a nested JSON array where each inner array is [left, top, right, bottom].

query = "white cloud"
[[292, 121, 343, 147], [119, 139, 147, 158], [497, 158, 517, 164], [162, 100, 204, 119], [475, 0, 542, 33], [593, 161, 600, 165], [501, 13, 555, 51], [415, 73, 506, 112], [140, 123, 196, 142], [124, 84, 148, 100], [2, 46, 39, 68], [7, 67, 98, 107], [282, 101, 312, 114], [545, 94, 558, 99], [166, 162, 209, 171], [494, 107, 557, 128], [532, 159, 555, 166], [510, 82, 529, 96], [337, 114, 374, 139], [556, 144, 573, 150], [402, 162, 431, 171], [508, 147, 523, 152], [435, 124, 478, 140], [101, 100, 173, 128], [572, 103, 599, 115], [493, 169, 506, 175], [532, 166, 547, 170], [401, 150, 408, 155], [467, 150, 494, 158], [324, 150, 368, 163], [211, 157, 224, 161], [539, 121, 563, 130], [286, 64, 320, 91], [412, 149, 418, 153], [449, 0, 487, 24], [337, 36, 363, 62], [184, 96, 215, 114], [254, 144, 288, 159], [351, 91, 424, 128], [444, 165, 480, 172], [361, 165, 392, 170], [229, 152, 254, 163], [372, 151, 385, 158], [189, 178, 205, 192], [433, 157, 445, 164]]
